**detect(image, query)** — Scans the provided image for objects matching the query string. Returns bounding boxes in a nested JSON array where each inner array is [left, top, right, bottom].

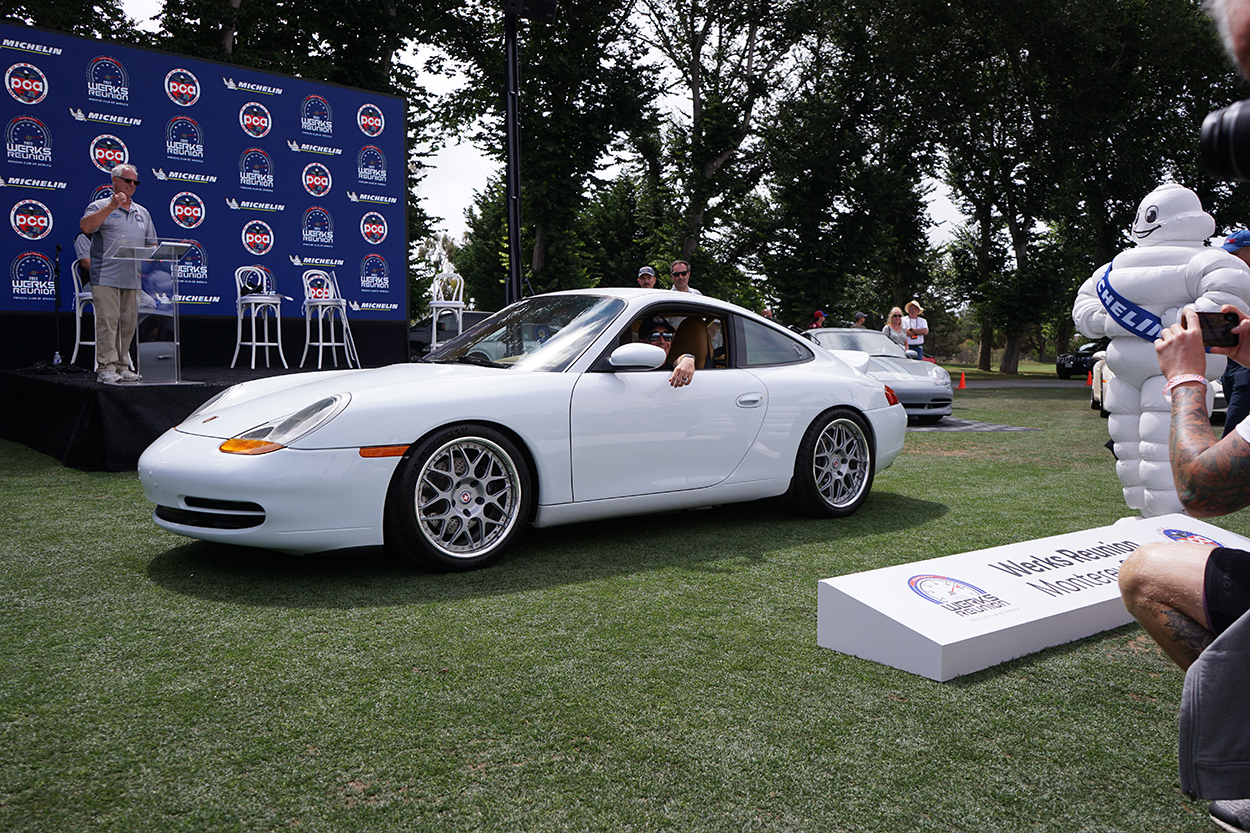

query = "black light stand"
[[502, 0, 558, 307]]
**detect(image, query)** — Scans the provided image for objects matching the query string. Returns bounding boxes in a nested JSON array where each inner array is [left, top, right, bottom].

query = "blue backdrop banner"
[[0, 23, 406, 321]]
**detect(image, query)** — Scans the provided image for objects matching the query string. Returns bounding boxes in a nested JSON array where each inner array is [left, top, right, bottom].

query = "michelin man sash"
[[1097, 264, 1163, 341]]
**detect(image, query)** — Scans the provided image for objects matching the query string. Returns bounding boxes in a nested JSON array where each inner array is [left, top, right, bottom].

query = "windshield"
[[812, 330, 908, 358], [427, 295, 625, 372]]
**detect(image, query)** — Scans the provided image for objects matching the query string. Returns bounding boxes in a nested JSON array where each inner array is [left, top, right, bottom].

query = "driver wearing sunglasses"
[[638, 314, 697, 388]]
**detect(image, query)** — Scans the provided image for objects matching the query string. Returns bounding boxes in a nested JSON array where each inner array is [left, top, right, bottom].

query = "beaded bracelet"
[[1162, 374, 1208, 395]]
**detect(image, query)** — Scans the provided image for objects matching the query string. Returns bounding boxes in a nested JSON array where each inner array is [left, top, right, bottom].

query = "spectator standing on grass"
[[882, 307, 908, 349], [636, 266, 657, 289], [904, 300, 929, 360], [669, 261, 702, 295]]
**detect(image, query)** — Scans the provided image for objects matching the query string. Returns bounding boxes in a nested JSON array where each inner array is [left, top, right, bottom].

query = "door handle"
[[736, 392, 764, 408]]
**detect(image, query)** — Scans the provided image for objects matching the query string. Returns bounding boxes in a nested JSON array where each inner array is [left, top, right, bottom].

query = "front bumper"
[[138, 428, 402, 554]]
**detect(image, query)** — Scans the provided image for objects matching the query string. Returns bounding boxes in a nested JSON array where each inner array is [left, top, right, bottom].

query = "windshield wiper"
[[432, 354, 507, 368]]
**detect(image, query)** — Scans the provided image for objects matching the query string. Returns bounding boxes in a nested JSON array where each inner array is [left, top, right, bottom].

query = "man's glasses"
[[671, 270, 689, 276], [647, 332, 675, 342], [115, 177, 140, 186]]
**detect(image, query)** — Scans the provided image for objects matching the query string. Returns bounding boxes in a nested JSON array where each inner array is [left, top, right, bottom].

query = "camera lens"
[[1201, 101, 1250, 181]]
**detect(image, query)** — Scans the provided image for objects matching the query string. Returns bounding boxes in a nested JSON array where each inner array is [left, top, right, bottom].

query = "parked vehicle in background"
[[1091, 353, 1225, 419], [409, 310, 493, 360], [803, 327, 952, 423], [1057, 339, 1110, 379]]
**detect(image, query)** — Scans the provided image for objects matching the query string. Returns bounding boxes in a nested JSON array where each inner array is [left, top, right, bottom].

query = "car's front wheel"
[[386, 425, 533, 571], [790, 408, 875, 518]]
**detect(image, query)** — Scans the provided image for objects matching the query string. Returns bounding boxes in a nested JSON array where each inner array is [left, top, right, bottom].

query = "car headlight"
[[219, 394, 350, 455], [931, 365, 951, 386]]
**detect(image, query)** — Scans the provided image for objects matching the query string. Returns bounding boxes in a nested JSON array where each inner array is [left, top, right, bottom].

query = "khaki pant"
[[92, 285, 137, 373]]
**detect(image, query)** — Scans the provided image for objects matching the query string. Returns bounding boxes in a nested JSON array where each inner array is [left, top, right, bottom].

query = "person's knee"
[[1118, 544, 1165, 610]]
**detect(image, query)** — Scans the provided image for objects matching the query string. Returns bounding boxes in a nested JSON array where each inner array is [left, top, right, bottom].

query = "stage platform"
[[0, 363, 337, 472]]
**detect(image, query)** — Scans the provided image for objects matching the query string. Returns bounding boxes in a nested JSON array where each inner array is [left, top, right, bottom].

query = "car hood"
[[176, 362, 566, 447], [829, 350, 928, 381]]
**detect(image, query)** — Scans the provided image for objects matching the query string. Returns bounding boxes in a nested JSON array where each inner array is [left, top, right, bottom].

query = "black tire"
[[1057, 370, 1072, 380], [386, 425, 533, 571], [790, 408, 875, 518]]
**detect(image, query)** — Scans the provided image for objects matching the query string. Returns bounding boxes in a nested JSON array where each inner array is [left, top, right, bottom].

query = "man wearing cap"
[[852, 311, 867, 329], [904, 300, 929, 359], [637, 266, 658, 289], [1221, 231, 1250, 437]]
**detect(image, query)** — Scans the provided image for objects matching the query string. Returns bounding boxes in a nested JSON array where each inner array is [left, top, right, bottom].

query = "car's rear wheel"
[[386, 425, 532, 571], [790, 408, 875, 518]]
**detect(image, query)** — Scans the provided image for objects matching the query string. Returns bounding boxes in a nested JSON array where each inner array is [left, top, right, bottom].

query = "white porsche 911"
[[138, 289, 907, 570]]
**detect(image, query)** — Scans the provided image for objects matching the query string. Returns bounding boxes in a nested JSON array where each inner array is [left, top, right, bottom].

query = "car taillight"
[[884, 385, 900, 406]]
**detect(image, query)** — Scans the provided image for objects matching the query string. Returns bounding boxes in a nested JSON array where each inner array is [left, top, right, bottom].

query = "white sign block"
[[818, 514, 1250, 681]]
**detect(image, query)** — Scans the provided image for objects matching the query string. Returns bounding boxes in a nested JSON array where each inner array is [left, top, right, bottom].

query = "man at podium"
[[79, 163, 158, 383]]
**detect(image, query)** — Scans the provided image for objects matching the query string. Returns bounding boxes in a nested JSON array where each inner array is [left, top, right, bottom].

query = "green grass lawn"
[[3, 386, 1247, 832]]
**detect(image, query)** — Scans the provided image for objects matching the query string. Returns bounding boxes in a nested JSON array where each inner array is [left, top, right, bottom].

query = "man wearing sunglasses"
[[638, 315, 697, 387], [669, 260, 702, 295], [80, 163, 158, 383]]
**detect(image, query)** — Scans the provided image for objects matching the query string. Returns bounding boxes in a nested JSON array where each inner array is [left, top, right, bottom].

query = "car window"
[[428, 295, 625, 372], [626, 310, 729, 369], [741, 319, 813, 366]]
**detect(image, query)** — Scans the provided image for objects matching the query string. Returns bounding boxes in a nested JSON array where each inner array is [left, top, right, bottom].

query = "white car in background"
[[1091, 352, 1225, 419], [139, 289, 908, 571], [804, 328, 953, 423]]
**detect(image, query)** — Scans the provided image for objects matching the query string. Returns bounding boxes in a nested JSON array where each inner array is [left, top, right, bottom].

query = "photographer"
[[1119, 305, 1250, 831]]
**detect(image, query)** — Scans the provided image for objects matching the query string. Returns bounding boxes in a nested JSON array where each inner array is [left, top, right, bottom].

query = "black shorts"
[[1205, 547, 1250, 635]]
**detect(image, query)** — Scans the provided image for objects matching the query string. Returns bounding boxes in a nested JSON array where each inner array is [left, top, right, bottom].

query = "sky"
[[120, 0, 960, 246]]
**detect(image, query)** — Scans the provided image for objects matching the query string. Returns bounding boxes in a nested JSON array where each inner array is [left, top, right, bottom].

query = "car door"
[[568, 364, 767, 502]]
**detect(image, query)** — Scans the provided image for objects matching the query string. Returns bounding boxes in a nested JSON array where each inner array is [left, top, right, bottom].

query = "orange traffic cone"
[[958, 372, 965, 390], [1086, 371, 1093, 386]]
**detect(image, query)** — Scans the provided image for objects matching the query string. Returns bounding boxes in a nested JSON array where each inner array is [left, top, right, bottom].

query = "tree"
[[0, 0, 138, 40]]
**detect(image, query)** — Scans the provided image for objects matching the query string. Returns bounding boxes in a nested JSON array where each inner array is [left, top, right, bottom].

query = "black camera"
[[1201, 100, 1250, 180]]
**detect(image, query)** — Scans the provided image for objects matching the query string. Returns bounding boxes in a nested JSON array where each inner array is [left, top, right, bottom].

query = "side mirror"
[[905, 349, 919, 359], [608, 342, 667, 370]]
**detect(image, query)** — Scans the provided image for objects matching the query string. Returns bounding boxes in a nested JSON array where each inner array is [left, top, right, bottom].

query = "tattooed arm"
[[1158, 307, 1250, 517], [1169, 386, 1250, 516]]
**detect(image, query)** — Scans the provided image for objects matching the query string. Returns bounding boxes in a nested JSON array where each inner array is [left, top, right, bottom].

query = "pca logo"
[[356, 103, 384, 136], [301, 95, 333, 134], [90, 183, 114, 203], [1160, 528, 1224, 547], [10, 199, 52, 240], [301, 206, 333, 246], [170, 192, 206, 229], [357, 145, 386, 184], [87, 56, 129, 103], [242, 219, 274, 255], [164, 68, 200, 107], [360, 253, 388, 291], [10, 251, 54, 300], [360, 211, 387, 244], [89, 134, 128, 172], [6, 116, 51, 165], [176, 241, 208, 284], [302, 161, 332, 197], [6, 63, 47, 105], [239, 147, 274, 190], [165, 116, 204, 160], [239, 102, 271, 138]]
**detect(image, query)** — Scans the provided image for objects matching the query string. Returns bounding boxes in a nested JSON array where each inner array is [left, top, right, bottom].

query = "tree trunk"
[[999, 333, 1022, 374], [978, 320, 993, 371]]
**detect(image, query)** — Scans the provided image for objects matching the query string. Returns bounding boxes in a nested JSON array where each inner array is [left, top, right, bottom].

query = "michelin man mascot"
[[1073, 183, 1250, 517]]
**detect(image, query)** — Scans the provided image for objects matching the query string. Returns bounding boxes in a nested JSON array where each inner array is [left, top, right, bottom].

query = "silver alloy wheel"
[[811, 417, 870, 509], [415, 436, 523, 558]]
